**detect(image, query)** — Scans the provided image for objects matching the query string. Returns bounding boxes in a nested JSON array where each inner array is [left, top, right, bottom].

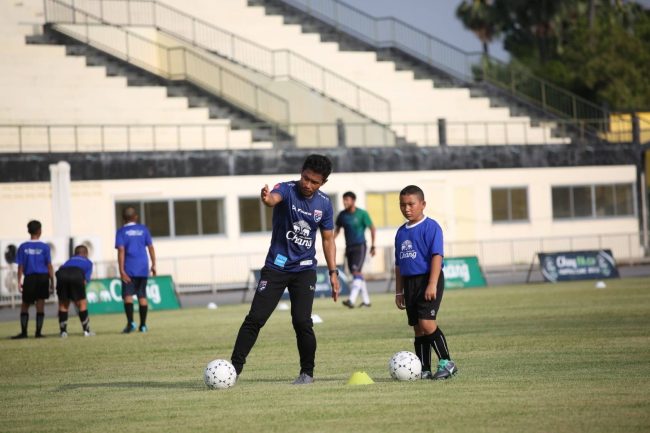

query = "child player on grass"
[[394, 185, 458, 380]]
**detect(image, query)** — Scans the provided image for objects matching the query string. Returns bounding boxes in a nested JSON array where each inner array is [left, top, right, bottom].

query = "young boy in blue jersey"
[[394, 185, 458, 380], [230, 154, 341, 385], [115, 206, 157, 334], [56, 245, 95, 337], [12, 220, 54, 339]]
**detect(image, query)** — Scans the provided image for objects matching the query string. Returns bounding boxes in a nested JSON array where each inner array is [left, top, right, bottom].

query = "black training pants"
[[231, 267, 317, 376]]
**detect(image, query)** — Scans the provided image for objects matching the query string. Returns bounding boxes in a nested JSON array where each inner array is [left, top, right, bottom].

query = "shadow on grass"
[[55, 376, 395, 391], [54, 380, 203, 392]]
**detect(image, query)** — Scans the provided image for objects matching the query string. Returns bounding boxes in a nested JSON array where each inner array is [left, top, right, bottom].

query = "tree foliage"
[[456, 0, 650, 110]]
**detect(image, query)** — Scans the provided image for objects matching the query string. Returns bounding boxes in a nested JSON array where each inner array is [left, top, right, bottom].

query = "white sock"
[[360, 279, 370, 305], [349, 278, 362, 303]]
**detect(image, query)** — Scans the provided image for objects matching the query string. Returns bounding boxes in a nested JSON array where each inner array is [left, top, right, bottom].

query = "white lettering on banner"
[[147, 282, 161, 304], [109, 279, 122, 301], [556, 256, 577, 268], [445, 262, 470, 282]]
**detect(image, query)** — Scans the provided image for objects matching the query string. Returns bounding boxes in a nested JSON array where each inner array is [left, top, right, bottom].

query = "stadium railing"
[[43, 0, 392, 127], [2, 116, 645, 152], [0, 231, 642, 307], [46, 19, 291, 129], [275, 0, 607, 124]]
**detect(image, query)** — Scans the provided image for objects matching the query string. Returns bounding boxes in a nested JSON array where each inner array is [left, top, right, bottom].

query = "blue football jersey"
[[394, 216, 444, 276], [16, 240, 51, 275], [115, 222, 153, 277], [60, 255, 94, 282], [264, 181, 334, 272]]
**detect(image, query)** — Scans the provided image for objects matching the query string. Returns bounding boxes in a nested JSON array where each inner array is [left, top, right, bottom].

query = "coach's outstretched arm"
[[321, 228, 340, 302], [260, 184, 282, 207]]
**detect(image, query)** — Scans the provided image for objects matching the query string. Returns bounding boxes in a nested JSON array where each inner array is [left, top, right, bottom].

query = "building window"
[[239, 197, 273, 233], [115, 198, 225, 237], [366, 192, 403, 228], [552, 184, 634, 219], [491, 187, 528, 222]]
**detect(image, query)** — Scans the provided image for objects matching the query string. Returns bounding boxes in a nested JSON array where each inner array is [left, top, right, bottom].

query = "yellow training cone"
[[347, 371, 374, 385]]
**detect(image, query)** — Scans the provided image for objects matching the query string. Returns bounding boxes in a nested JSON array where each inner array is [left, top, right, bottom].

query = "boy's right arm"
[[395, 265, 405, 310], [17, 265, 24, 292]]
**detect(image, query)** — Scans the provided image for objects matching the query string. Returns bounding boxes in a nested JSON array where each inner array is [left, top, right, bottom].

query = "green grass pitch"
[[1, 278, 649, 433]]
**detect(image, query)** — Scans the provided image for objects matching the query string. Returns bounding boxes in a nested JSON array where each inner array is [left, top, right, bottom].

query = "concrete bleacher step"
[[36, 28, 293, 147], [248, 0, 560, 131]]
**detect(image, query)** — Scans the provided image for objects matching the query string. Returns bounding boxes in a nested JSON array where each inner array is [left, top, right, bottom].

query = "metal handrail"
[[43, 0, 392, 125], [276, 0, 607, 122], [42, 2, 291, 128], [2, 118, 645, 153]]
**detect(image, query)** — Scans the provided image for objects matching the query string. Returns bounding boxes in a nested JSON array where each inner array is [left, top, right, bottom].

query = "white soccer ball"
[[204, 359, 237, 389], [389, 351, 422, 381]]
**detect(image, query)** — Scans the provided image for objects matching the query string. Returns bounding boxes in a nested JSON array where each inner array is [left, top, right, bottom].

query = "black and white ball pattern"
[[389, 351, 422, 381], [204, 359, 237, 389]]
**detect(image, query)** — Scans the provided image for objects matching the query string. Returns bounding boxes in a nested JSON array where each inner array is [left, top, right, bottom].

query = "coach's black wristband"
[[328, 269, 339, 276]]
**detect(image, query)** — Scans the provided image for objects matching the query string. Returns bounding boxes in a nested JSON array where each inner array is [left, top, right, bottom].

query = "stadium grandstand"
[[0, 0, 647, 302]]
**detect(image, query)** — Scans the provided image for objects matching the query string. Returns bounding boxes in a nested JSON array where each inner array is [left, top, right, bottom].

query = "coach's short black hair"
[[400, 185, 425, 201], [302, 154, 332, 181], [343, 191, 356, 200], [27, 220, 41, 235]]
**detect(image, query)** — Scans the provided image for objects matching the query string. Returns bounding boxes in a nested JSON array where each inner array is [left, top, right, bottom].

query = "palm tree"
[[456, 0, 500, 56]]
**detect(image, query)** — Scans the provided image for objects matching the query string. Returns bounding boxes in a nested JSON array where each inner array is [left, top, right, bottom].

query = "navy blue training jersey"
[[264, 181, 334, 272], [60, 255, 94, 282], [394, 216, 444, 276], [16, 240, 51, 275]]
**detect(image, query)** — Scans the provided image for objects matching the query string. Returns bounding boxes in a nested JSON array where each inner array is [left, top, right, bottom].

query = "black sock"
[[124, 303, 134, 324], [428, 328, 450, 361], [58, 311, 68, 333], [79, 310, 90, 332], [20, 312, 28, 335], [139, 305, 148, 327], [36, 313, 45, 336], [414, 336, 431, 372]]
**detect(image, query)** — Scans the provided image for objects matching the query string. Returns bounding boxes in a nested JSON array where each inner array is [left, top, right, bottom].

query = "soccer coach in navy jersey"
[[230, 154, 340, 385]]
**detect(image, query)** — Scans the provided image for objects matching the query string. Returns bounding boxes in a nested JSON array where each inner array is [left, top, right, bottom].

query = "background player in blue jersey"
[[335, 191, 376, 308], [56, 245, 95, 337], [230, 154, 340, 385], [115, 206, 157, 334], [12, 220, 54, 339], [394, 185, 458, 380]]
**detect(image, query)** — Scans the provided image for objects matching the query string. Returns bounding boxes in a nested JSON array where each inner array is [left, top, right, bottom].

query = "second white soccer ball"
[[204, 359, 237, 389], [389, 351, 422, 381]]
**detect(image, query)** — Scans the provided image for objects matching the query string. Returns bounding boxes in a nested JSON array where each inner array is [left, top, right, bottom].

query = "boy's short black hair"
[[302, 154, 332, 181], [400, 185, 425, 201], [343, 191, 356, 200], [122, 206, 138, 221], [74, 245, 89, 256], [27, 220, 42, 235]]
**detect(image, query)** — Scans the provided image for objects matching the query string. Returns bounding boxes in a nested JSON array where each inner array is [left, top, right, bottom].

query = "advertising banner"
[[538, 250, 620, 282], [443, 256, 487, 289], [252, 266, 349, 299], [85, 275, 181, 314]]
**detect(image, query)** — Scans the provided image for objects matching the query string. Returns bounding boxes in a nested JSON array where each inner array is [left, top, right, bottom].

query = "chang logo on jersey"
[[24, 248, 44, 255], [399, 240, 417, 259], [286, 220, 313, 248]]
